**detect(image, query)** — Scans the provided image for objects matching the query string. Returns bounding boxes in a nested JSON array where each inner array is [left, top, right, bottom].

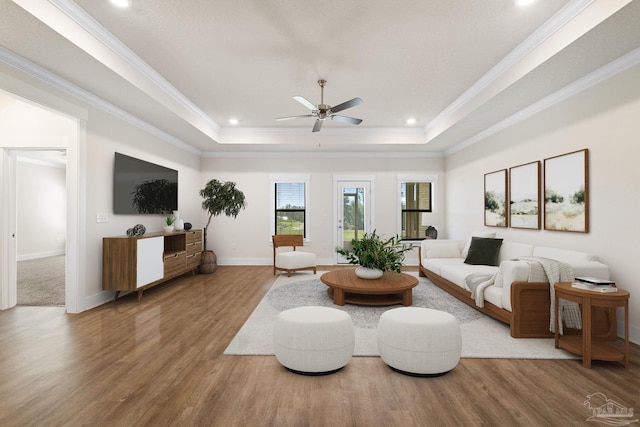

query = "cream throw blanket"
[[466, 273, 495, 308], [465, 256, 581, 334], [520, 256, 581, 334]]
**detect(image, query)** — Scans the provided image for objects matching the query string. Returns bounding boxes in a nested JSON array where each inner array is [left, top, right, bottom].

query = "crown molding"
[[446, 47, 640, 156], [424, 0, 604, 141], [220, 126, 425, 136], [45, 0, 220, 137], [0, 47, 201, 155], [201, 151, 443, 159]]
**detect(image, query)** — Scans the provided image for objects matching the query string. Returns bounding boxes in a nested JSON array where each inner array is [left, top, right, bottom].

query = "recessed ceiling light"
[[110, 0, 131, 8], [516, 0, 536, 6], [228, 118, 239, 125], [405, 118, 416, 125]]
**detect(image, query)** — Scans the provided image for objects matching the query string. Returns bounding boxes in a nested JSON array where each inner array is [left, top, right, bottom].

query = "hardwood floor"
[[0, 266, 638, 426]]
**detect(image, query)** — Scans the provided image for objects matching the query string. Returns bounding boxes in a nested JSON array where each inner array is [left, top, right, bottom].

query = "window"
[[399, 176, 436, 240], [271, 175, 310, 239]]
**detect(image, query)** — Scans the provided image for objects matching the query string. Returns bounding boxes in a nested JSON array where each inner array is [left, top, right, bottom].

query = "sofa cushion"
[[493, 270, 504, 288], [484, 286, 503, 309], [440, 263, 499, 291], [426, 243, 461, 259], [499, 260, 530, 311], [532, 246, 599, 263], [422, 258, 464, 276], [498, 241, 534, 263], [464, 237, 503, 266], [462, 231, 496, 258]]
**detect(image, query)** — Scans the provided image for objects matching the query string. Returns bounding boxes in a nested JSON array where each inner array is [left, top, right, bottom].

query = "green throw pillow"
[[463, 237, 503, 266]]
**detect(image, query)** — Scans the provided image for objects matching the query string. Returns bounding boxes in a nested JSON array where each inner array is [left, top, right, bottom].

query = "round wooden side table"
[[554, 282, 629, 368]]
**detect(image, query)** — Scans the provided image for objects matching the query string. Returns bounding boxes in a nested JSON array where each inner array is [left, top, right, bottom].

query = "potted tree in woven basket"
[[336, 230, 413, 279], [199, 179, 247, 274]]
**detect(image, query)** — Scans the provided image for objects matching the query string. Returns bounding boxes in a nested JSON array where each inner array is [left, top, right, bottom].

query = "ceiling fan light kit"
[[277, 79, 363, 132]]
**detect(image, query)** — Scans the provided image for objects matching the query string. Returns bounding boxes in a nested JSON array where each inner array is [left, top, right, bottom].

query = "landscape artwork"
[[484, 169, 507, 227], [509, 161, 541, 229], [544, 149, 589, 232]]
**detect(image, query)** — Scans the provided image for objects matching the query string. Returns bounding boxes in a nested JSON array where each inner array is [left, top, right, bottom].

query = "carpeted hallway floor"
[[17, 255, 65, 306]]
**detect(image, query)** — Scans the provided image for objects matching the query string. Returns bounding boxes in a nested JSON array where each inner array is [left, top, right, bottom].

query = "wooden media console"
[[103, 229, 202, 301]]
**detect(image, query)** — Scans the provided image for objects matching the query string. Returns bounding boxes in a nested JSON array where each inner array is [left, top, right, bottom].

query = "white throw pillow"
[[461, 230, 496, 258], [426, 244, 461, 259]]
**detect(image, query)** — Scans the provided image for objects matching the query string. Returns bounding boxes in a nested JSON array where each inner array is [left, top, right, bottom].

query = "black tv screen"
[[113, 152, 178, 214]]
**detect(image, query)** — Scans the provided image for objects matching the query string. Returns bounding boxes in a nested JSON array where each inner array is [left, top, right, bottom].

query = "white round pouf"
[[377, 307, 461, 376], [273, 306, 355, 375]]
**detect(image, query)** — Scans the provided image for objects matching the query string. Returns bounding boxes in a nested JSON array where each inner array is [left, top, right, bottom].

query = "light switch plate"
[[96, 213, 108, 223]]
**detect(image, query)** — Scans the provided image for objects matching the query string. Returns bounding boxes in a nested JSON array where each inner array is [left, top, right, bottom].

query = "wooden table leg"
[[402, 289, 412, 306], [624, 300, 629, 368], [333, 288, 345, 306], [583, 298, 592, 369], [554, 294, 559, 348]]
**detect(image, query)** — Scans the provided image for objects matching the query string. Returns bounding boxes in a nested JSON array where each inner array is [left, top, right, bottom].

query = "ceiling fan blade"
[[293, 96, 317, 111], [276, 114, 313, 121], [331, 115, 363, 125], [312, 119, 323, 132], [330, 97, 363, 114]]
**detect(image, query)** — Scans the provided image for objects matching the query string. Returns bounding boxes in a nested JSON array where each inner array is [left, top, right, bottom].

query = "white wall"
[[445, 62, 640, 342], [81, 111, 202, 307], [3, 54, 639, 342], [200, 155, 445, 265], [1, 68, 202, 310], [16, 158, 66, 259]]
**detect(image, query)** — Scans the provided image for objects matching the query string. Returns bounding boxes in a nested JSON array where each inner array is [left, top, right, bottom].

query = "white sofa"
[[418, 236, 616, 338]]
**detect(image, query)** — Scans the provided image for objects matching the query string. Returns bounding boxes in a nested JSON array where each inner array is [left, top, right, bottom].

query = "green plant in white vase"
[[164, 215, 175, 232], [336, 230, 413, 278]]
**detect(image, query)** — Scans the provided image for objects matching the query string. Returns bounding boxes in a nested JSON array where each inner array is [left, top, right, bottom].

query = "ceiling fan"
[[277, 79, 363, 132]]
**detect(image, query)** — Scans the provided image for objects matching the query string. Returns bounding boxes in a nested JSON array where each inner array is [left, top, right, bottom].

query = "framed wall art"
[[544, 149, 589, 233], [484, 169, 507, 227], [509, 161, 541, 229]]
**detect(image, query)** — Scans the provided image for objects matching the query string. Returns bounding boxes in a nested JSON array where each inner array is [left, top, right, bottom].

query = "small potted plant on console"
[[163, 215, 175, 232]]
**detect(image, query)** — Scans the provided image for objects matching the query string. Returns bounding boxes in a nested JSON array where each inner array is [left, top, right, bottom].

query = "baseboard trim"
[[17, 250, 65, 262]]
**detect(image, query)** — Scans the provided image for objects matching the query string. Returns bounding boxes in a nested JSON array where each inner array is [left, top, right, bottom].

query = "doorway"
[[15, 150, 67, 306], [335, 180, 373, 263], [1, 87, 83, 313]]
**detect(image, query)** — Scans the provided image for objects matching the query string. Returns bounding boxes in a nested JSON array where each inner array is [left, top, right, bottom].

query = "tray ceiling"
[[1, 0, 639, 153]]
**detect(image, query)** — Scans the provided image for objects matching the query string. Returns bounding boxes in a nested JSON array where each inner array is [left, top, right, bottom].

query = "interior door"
[[336, 181, 372, 263], [0, 150, 18, 309]]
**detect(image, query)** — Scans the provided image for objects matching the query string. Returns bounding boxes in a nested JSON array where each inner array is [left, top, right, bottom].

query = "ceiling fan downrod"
[[317, 79, 329, 119]]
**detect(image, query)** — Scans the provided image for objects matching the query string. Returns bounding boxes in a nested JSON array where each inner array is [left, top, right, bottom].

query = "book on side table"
[[575, 276, 615, 285], [572, 280, 617, 293]]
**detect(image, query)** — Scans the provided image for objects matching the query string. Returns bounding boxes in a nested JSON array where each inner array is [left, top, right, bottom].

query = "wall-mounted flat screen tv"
[[113, 152, 178, 214]]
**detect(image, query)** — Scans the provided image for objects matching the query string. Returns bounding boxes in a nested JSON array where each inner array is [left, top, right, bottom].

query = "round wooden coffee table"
[[320, 269, 418, 306]]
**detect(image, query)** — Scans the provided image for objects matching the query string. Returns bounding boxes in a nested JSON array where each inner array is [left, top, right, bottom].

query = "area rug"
[[224, 272, 577, 359]]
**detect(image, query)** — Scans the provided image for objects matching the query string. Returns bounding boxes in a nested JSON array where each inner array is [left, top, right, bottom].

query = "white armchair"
[[272, 235, 317, 277]]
